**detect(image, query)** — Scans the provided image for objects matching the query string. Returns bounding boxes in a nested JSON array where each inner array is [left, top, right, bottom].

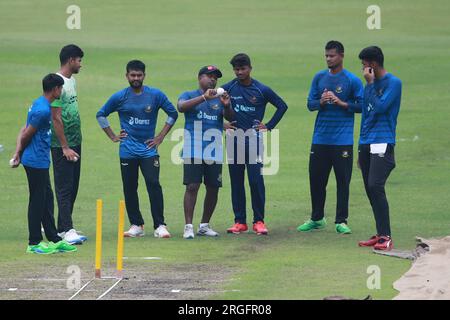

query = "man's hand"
[[327, 91, 348, 109], [145, 134, 165, 150], [10, 153, 20, 168], [363, 67, 375, 84], [320, 89, 332, 106], [62, 147, 80, 162], [224, 121, 237, 131], [203, 89, 218, 100], [252, 120, 268, 132], [220, 91, 231, 107], [111, 129, 128, 143]]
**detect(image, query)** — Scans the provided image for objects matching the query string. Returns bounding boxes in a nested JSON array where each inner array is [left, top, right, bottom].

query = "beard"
[[129, 80, 143, 89]]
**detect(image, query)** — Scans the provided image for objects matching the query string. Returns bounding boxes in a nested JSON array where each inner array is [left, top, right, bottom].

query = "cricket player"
[[222, 53, 288, 235], [177, 65, 234, 239], [357, 46, 402, 251], [96, 60, 178, 238], [11, 74, 77, 254], [51, 44, 87, 244], [297, 41, 364, 234]]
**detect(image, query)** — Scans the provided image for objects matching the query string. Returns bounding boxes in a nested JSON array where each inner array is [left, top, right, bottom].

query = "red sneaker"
[[358, 235, 380, 247], [253, 221, 268, 235], [374, 236, 393, 251], [227, 223, 248, 234]]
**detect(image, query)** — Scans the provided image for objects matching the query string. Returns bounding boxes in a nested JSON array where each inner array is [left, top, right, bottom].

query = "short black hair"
[[59, 44, 84, 65], [42, 73, 64, 92], [325, 40, 344, 54], [359, 46, 384, 67], [230, 53, 251, 68], [126, 60, 146, 73]]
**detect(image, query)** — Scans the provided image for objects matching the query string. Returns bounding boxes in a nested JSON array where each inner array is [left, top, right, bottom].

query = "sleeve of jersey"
[[307, 74, 322, 111], [347, 76, 364, 113], [159, 92, 178, 126], [263, 85, 288, 130], [368, 79, 402, 114], [96, 92, 120, 128], [28, 111, 44, 129]]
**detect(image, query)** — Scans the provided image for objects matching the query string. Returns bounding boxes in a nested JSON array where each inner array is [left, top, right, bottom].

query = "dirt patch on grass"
[[0, 261, 238, 300]]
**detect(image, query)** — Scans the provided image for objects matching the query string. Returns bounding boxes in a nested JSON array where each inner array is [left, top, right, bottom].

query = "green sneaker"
[[297, 218, 326, 232], [48, 240, 78, 253], [26, 242, 57, 255], [336, 223, 352, 234]]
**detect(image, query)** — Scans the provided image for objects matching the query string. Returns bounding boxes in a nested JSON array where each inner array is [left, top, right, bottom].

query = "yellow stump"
[[95, 199, 103, 278], [116, 200, 125, 278]]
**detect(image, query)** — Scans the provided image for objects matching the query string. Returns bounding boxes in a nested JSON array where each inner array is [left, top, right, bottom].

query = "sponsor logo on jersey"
[[129, 117, 150, 125]]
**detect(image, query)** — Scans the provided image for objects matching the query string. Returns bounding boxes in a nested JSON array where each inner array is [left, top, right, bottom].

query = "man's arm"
[[367, 79, 402, 114], [96, 91, 128, 143], [51, 107, 79, 161], [146, 92, 178, 149], [10, 125, 37, 168], [263, 86, 288, 130], [220, 91, 234, 122], [177, 89, 218, 112]]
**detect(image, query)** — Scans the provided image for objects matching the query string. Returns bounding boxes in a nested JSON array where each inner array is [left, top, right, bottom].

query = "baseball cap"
[[198, 65, 222, 78]]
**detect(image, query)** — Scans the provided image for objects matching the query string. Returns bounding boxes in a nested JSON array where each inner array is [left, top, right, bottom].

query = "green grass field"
[[1, 0, 450, 300]]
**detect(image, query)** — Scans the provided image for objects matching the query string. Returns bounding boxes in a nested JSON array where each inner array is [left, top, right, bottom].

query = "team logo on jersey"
[[250, 96, 258, 104], [217, 174, 222, 183], [342, 151, 350, 158], [377, 88, 384, 96], [154, 159, 160, 167], [335, 86, 343, 94], [211, 104, 219, 110], [144, 105, 153, 113]]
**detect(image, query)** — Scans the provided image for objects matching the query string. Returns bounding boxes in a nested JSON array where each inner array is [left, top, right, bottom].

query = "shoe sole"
[[254, 231, 268, 235], [227, 230, 248, 234], [154, 234, 171, 238], [124, 233, 145, 238], [197, 233, 219, 237]]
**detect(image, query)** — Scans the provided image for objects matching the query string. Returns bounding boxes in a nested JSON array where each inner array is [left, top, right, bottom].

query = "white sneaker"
[[124, 225, 145, 238], [183, 224, 195, 239], [154, 225, 171, 238], [64, 229, 84, 245], [197, 224, 219, 237]]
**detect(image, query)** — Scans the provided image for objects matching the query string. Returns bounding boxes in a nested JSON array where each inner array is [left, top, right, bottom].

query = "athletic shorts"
[[183, 159, 222, 188]]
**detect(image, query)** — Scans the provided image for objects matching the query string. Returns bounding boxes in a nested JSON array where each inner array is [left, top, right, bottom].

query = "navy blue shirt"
[[178, 89, 224, 162], [221, 78, 288, 131], [21, 96, 52, 169], [359, 73, 402, 145], [97, 86, 178, 159], [307, 69, 364, 145]]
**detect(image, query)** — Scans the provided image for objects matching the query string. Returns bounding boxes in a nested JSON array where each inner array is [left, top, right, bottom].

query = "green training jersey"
[[51, 73, 82, 147]]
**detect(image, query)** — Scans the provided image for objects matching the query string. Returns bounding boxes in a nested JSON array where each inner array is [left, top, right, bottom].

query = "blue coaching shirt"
[[178, 89, 224, 162], [21, 96, 52, 169], [221, 79, 288, 131], [96, 86, 178, 159], [307, 69, 364, 145], [359, 73, 402, 145]]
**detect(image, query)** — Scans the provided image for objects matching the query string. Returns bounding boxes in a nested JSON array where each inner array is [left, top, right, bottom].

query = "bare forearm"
[[223, 105, 234, 122], [157, 123, 173, 138], [53, 118, 69, 148], [15, 127, 26, 154], [178, 96, 205, 112], [102, 127, 117, 141]]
